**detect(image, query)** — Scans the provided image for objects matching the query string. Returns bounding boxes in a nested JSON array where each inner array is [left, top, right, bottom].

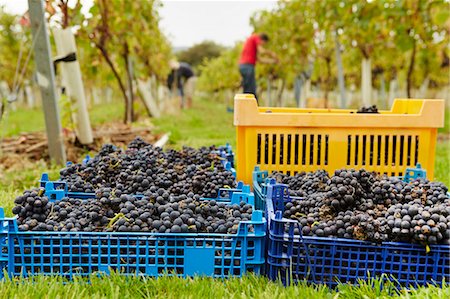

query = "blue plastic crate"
[[218, 144, 235, 169], [0, 190, 266, 279], [402, 164, 427, 182], [0, 208, 8, 280], [264, 181, 450, 288]]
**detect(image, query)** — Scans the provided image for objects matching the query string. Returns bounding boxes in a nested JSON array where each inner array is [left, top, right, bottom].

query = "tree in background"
[[251, 1, 315, 104], [197, 43, 242, 93], [388, 0, 449, 97], [0, 7, 32, 93], [85, 0, 171, 123], [177, 40, 225, 72]]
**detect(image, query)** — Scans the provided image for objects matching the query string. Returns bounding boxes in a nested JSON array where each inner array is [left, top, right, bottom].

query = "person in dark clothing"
[[239, 33, 278, 100], [167, 60, 196, 108]]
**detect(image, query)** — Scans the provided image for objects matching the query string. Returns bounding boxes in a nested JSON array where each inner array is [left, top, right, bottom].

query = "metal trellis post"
[[28, 0, 66, 164]]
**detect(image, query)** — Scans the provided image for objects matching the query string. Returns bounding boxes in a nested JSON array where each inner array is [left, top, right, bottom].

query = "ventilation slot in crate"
[[346, 134, 419, 170], [256, 133, 329, 168]]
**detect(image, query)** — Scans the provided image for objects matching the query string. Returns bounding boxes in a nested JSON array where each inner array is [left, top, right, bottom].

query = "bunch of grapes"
[[270, 169, 450, 246], [271, 170, 329, 197], [12, 188, 52, 231]]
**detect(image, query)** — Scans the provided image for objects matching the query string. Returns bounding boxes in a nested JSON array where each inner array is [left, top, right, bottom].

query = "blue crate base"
[[264, 182, 450, 288], [268, 210, 383, 287], [268, 212, 450, 287], [381, 243, 450, 287]]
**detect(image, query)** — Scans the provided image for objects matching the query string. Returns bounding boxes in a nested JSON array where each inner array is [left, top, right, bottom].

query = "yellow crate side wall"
[[236, 127, 438, 184]]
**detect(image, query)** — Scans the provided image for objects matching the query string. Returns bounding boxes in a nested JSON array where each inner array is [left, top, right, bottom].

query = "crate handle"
[[271, 190, 314, 283]]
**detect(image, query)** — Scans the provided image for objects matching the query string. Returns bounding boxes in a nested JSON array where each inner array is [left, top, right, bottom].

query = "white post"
[[0, 81, 10, 100], [105, 87, 112, 103], [294, 76, 302, 107], [380, 74, 386, 108], [335, 34, 347, 108], [150, 75, 158, 103], [52, 27, 93, 145], [388, 77, 397, 107], [361, 58, 372, 106], [157, 85, 166, 102], [266, 76, 272, 106], [24, 80, 35, 108], [418, 76, 430, 98], [17, 86, 25, 105], [301, 79, 311, 108], [92, 87, 101, 105], [137, 78, 161, 118]]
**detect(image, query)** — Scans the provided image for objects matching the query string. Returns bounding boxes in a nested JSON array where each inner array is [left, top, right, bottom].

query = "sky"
[[0, 0, 277, 47]]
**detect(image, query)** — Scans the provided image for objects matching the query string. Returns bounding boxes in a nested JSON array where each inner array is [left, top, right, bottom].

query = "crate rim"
[[234, 94, 445, 128]]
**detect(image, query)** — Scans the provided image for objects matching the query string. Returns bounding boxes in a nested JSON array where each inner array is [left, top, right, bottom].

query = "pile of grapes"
[[12, 187, 253, 234], [271, 169, 450, 245], [12, 138, 246, 233], [356, 105, 379, 113], [60, 137, 235, 198]]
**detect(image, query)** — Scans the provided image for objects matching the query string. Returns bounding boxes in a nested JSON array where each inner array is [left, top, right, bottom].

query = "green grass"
[[435, 140, 450, 186], [0, 273, 448, 299], [0, 101, 124, 137], [152, 99, 235, 149], [0, 161, 60, 215], [438, 107, 449, 135]]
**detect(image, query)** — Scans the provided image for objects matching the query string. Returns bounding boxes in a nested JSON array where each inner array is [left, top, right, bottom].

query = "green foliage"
[[83, 0, 171, 81], [0, 6, 32, 91], [197, 44, 242, 93], [435, 141, 450, 187], [251, 1, 315, 88], [199, 0, 450, 96], [133, 1, 172, 81], [58, 93, 76, 130], [77, 0, 171, 122], [177, 40, 226, 72]]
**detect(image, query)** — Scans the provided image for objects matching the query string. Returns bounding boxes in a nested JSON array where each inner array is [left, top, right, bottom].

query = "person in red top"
[[239, 33, 278, 100]]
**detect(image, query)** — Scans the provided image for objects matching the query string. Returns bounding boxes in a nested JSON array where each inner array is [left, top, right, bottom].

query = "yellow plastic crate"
[[234, 94, 444, 184]]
